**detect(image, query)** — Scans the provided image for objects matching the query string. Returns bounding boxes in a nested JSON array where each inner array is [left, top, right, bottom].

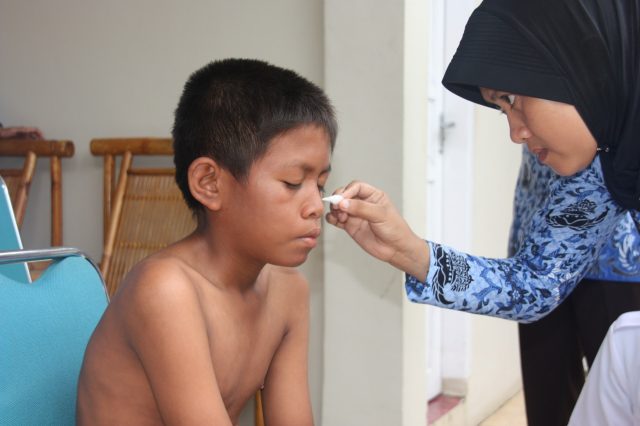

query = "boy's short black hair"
[[172, 58, 337, 214]]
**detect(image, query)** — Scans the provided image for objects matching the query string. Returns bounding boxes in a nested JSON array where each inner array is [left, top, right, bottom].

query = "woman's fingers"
[[340, 180, 379, 201]]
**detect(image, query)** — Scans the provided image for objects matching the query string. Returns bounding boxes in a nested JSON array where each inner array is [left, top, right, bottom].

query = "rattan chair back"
[[91, 138, 196, 296]]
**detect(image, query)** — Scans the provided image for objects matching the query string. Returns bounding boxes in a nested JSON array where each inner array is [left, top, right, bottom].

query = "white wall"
[[0, 1, 325, 425]]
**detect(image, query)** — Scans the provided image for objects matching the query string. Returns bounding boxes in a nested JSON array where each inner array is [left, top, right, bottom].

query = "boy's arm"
[[261, 268, 313, 426], [120, 261, 233, 426]]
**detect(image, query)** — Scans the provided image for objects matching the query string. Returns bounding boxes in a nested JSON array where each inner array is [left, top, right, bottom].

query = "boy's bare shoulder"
[[125, 252, 192, 286], [113, 252, 201, 314]]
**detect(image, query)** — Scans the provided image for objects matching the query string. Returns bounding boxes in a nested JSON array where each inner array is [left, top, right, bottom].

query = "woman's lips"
[[536, 149, 548, 163], [530, 147, 548, 163]]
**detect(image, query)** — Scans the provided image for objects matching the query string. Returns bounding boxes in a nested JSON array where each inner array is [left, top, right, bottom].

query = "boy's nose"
[[304, 191, 324, 219]]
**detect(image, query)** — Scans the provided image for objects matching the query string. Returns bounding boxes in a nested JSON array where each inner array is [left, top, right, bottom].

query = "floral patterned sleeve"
[[405, 155, 626, 323]]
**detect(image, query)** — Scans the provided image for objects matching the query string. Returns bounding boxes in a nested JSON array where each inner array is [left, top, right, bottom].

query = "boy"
[[77, 58, 337, 426]]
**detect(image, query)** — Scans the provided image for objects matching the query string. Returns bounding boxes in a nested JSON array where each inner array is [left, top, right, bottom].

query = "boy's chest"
[[202, 302, 285, 411]]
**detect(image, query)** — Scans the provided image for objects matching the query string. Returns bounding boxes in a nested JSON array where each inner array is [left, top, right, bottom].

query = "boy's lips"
[[299, 228, 321, 248], [302, 228, 321, 239]]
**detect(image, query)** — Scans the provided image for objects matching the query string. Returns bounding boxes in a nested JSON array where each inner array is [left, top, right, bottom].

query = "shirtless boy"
[[77, 58, 337, 425]]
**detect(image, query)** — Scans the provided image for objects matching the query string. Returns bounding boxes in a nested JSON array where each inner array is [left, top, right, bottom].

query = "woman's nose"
[[507, 114, 531, 144]]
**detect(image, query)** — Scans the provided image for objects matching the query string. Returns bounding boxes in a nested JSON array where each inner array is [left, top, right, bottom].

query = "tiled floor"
[[479, 390, 526, 426]]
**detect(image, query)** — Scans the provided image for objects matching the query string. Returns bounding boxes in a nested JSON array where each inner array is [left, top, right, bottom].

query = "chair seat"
[[0, 255, 108, 425]]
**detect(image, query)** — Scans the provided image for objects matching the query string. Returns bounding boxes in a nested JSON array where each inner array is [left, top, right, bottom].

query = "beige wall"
[[322, 0, 405, 423], [0, 1, 325, 425], [0, 0, 324, 258], [1, 1, 523, 425]]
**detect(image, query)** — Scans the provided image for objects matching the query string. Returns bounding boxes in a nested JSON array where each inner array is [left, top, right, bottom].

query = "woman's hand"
[[325, 180, 430, 280]]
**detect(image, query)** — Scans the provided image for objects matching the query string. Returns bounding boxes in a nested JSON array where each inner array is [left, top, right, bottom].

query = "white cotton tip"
[[322, 194, 344, 205]]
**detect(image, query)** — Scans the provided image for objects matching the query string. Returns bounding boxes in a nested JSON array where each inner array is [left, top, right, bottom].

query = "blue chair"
[[0, 177, 30, 283], [0, 248, 108, 425]]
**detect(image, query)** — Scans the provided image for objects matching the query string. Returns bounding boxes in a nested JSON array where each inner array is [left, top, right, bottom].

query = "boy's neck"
[[180, 228, 265, 293]]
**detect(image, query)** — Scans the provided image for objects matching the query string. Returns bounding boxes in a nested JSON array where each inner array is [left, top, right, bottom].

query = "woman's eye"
[[500, 94, 516, 106], [497, 94, 516, 114], [318, 185, 326, 196]]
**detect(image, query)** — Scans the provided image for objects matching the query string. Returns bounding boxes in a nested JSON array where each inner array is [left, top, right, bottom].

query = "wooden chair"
[[0, 139, 75, 246], [90, 138, 197, 296]]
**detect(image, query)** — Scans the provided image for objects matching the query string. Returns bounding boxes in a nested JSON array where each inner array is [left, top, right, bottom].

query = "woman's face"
[[480, 87, 598, 176]]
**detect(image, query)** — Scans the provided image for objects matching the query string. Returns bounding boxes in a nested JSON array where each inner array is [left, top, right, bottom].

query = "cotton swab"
[[322, 194, 344, 205]]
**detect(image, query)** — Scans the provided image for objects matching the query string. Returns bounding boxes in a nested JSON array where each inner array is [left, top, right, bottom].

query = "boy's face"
[[223, 125, 332, 267]]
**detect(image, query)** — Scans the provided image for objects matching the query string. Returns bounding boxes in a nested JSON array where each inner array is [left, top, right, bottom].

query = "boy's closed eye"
[[284, 181, 303, 190], [283, 181, 327, 196]]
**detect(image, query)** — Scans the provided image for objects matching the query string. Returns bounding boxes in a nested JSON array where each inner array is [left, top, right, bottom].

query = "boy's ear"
[[187, 157, 225, 211]]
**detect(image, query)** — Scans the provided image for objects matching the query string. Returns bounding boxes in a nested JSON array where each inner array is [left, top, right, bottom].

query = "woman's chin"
[[550, 162, 588, 177]]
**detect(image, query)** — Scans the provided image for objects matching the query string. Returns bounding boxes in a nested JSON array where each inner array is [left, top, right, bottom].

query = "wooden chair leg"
[[103, 154, 114, 244], [255, 390, 265, 426], [50, 156, 62, 246], [13, 151, 36, 228], [101, 151, 132, 294], [25, 155, 65, 279]]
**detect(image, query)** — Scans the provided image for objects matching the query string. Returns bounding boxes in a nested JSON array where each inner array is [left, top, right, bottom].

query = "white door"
[[426, 0, 477, 401]]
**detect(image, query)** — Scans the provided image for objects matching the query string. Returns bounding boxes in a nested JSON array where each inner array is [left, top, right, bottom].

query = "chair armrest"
[[0, 247, 101, 277], [0, 247, 87, 263]]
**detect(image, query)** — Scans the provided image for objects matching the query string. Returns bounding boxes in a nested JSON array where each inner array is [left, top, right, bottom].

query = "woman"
[[326, 0, 640, 424]]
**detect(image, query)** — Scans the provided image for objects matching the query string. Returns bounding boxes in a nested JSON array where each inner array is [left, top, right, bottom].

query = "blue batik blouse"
[[405, 149, 640, 323]]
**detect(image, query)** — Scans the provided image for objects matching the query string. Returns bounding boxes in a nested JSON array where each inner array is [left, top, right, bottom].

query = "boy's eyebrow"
[[283, 161, 332, 174]]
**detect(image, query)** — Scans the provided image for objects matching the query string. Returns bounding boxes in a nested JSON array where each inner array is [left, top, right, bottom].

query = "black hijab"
[[442, 0, 640, 210]]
